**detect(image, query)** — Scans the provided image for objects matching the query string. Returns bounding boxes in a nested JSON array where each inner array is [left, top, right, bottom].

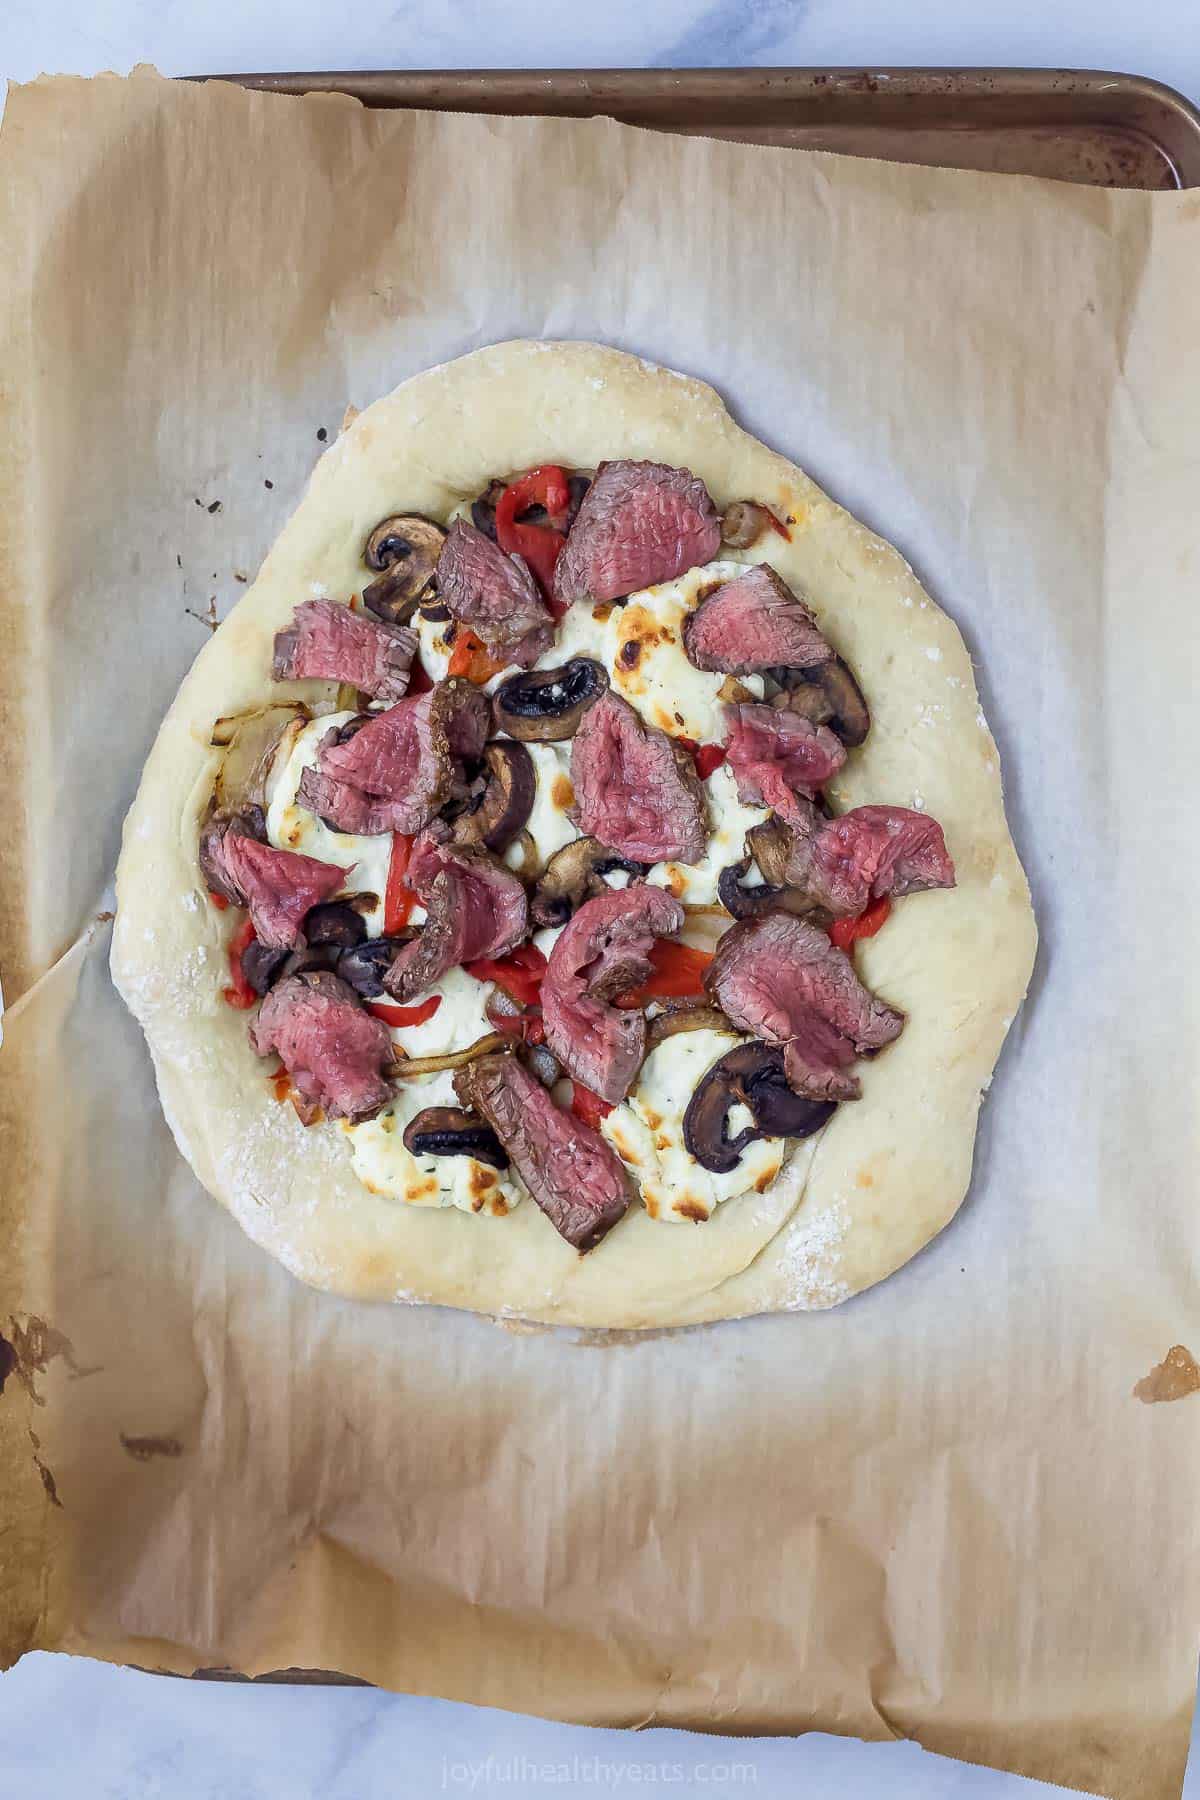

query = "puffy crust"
[[111, 341, 1036, 1328]]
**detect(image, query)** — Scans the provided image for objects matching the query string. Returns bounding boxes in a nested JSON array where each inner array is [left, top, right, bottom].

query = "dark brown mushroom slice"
[[717, 855, 817, 923], [770, 656, 870, 747], [303, 901, 368, 949], [335, 934, 415, 999], [402, 1107, 509, 1171], [240, 939, 291, 997], [446, 742, 536, 854], [683, 1042, 836, 1174], [492, 657, 609, 743], [361, 515, 447, 623], [745, 819, 793, 888], [720, 500, 776, 549], [530, 836, 650, 929]]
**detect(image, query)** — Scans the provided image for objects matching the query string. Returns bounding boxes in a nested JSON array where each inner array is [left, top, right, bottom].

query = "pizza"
[[112, 342, 1036, 1328]]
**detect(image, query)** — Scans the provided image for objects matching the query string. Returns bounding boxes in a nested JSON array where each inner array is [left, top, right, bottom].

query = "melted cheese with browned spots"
[[602, 1029, 786, 1223], [347, 1067, 524, 1215]]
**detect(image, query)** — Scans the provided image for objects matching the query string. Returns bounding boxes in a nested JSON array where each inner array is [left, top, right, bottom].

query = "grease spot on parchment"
[[27, 1428, 62, 1508], [1133, 1345, 1200, 1404], [120, 1433, 185, 1462]]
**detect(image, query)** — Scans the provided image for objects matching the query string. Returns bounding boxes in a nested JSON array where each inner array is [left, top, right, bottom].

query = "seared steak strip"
[[436, 520, 554, 666], [724, 703, 846, 826], [383, 827, 529, 1002], [554, 459, 722, 605], [272, 598, 417, 703], [541, 885, 686, 1104], [683, 564, 832, 674], [455, 1053, 630, 1251], [205, 819, 348, 949], [706, 914, 904, 1102], [781, 804, 956, 917], [297, 678, 490, 836], [570, 690, 707, 865], [250, 971, 393, 1121]]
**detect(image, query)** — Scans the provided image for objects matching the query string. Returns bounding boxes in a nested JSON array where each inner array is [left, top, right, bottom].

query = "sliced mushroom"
[[770, 656, 870, 747], [492, 658, 609, 743], [746, 819, 794, 888], [361, 515, 446, 623], [447, 742, 535, 854], [683, 1042, 836, 1174], [531, 836, 649, 929], [523, 1042, 562, 1089], [303, 902, 367, 949], [240, 939, 291, 997], [336, 934, 415, 999], [718, 854, 819, 923], [402, 1106, 509, 1171], [720, 500, 775, 549], [718, 674, 757, 705]]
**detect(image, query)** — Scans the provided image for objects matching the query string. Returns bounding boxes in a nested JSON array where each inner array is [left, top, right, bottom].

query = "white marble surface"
[[2, 4, 1198, 1797]]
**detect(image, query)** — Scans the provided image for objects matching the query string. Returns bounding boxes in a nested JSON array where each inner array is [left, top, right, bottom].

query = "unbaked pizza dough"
[[111, 341, 1037, 1328]]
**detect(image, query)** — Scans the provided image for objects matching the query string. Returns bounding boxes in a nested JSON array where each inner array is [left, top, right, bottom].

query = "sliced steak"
[[683, 564, 832, 674], [455, 1053, 630, 1251], [706, 914, 903, 1102], [272, 598, 416, 703], [297, 679, 490, 836], [570, 690, 707, 864], [383, 828, 529, 1002], [436, 520, 554, 666], [724, 703, 846, 826], [210, 828, 347, 949], [783, 1018, 863, 1103], [554, 459, 722, 605], [199, 804, 267, 904], [250, 970, 393, 1121], [541, 885, 685, 1104], [783, 804, 956, 917]]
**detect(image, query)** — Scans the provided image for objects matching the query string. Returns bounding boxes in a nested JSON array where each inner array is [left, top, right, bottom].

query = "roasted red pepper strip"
[[495, 465, 571, 607], [674, 737, 727, 782], [828, 894, 893, 954], [571, 1082, 614, 1129], [367, 995, 442, 1028], [466, 942, 548, 1010], [208, 889, 230, 912], [447, 626, 509, 684], [693, 743, 727, 780], [620, 939, 714, 1007], [383, 832, 417, 935], [222, 916, 258, 1010]]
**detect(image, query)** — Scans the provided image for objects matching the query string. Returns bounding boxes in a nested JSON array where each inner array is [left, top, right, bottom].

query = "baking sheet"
[[216, 65, 1200, 189], [0, 68, 1198, 1800]]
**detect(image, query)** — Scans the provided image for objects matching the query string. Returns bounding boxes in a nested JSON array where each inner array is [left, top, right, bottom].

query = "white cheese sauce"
[[346, 1067, 524, 1216], [602, 1029, 786, 1223]]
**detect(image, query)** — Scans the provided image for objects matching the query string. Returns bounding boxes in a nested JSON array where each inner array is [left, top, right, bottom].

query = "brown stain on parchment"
[[27, 1428, 62, 1508], [0, 1316, 100, 1511], [0, 1315, 99, 1405], [120, 1433, 185, 1462], [1133, 1345, 1200, 1404]]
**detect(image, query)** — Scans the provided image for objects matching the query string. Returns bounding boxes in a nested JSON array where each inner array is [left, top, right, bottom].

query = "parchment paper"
[[1, 68, 1198, 1800]]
